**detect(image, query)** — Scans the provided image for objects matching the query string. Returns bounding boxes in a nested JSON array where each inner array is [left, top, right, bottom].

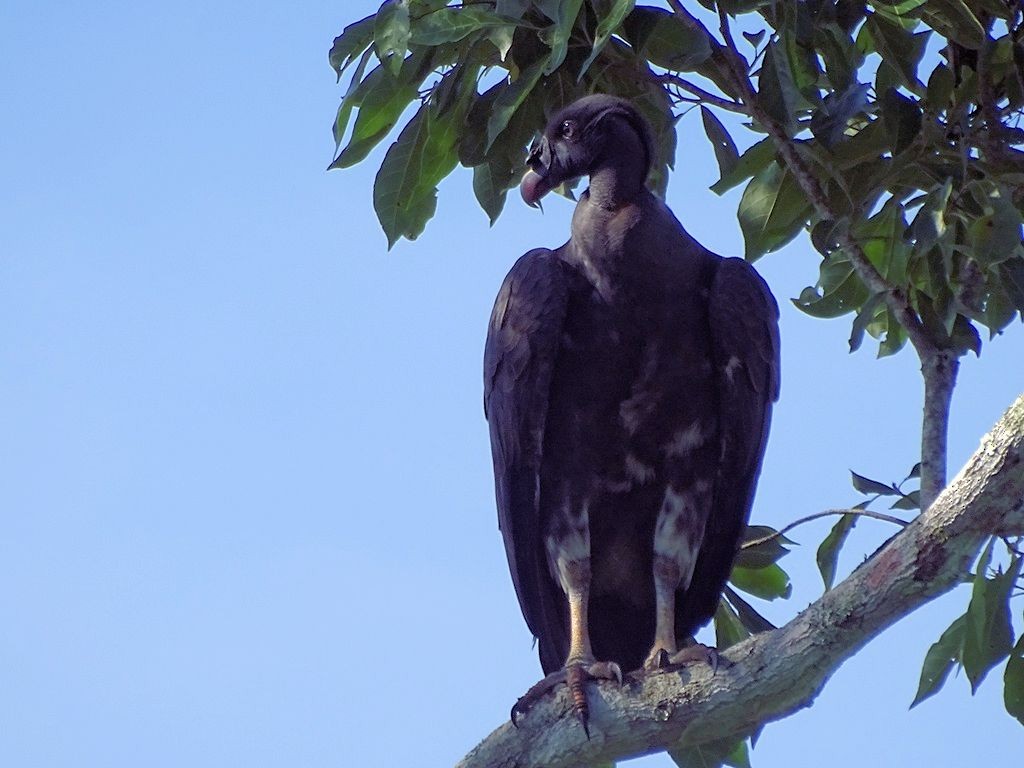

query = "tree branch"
[[456, 395, 1024, 768], [654, 73, 746, 113]]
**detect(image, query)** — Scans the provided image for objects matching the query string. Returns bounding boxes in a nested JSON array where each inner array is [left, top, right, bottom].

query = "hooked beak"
[[520, 137, 556, 207]]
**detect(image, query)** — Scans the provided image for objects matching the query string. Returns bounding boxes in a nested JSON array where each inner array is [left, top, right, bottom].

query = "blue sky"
[[1, 2, 1021, 766]]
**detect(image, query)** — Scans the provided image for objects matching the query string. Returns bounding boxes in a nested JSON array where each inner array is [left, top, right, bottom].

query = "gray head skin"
[[520, 94, 656, 209]]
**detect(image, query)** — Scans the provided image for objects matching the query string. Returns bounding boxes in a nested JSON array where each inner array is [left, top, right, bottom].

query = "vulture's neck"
[[587, 155, 646, 210]]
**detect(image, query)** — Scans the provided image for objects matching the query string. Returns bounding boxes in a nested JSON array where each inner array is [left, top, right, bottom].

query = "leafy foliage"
[[910, 537, 1022, 720]]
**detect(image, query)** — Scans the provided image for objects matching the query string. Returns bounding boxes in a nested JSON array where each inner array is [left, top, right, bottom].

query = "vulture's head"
[[520, 94, 655, 207]]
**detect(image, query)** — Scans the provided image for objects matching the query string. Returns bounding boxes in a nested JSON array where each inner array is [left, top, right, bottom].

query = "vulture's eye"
[[560, 120, 576, 139]]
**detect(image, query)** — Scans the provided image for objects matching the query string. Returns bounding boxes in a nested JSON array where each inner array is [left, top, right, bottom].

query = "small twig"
[[742, 509, 908, 550], [653, 73, 746, 113]]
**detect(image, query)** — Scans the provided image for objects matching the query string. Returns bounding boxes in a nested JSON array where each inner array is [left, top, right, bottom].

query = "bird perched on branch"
[[483, 94, 780, 734]]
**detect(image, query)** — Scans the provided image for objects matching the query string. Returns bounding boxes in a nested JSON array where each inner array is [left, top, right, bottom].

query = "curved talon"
[[508, 658, 622, 736]]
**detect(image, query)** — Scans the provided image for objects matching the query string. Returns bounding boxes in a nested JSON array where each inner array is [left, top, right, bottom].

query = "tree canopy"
[[328, 2, 1024, 765]]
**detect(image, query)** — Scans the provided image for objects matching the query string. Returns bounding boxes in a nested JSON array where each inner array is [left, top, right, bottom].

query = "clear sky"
[[1, 2, 1021, 766]]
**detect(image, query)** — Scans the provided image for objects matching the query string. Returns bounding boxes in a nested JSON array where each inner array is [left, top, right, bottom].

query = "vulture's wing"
[[484, 248, 570, 672], [678, 257, 781, 634]]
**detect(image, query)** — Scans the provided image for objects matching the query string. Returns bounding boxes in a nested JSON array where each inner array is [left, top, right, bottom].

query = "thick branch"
[[457, 395, 1024, 768]]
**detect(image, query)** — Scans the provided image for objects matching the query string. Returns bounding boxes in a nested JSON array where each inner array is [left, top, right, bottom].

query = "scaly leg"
[[642, 555, 719, 672], [511, 556, 621, 736]]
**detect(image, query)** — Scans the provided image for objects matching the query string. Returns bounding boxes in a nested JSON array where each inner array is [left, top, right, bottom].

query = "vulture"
[[483, 95, 780, 731]]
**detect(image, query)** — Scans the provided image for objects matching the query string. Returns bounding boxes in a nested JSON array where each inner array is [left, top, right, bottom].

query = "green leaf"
[[714, 598, 750, 650], [816, 513, 858, 590], [578, 0, 635, 80], [738, 162, 813, 260], [730, 562, 792, 601], [757, 40, 799, 129], [920, 0, 986, 49], [535, 0, 584, 74], [855, 200, 911, 283], [925, 63, 954, 110], [890, 489, 921, 510], [811, 82, 870, 149], [473, 155, 517, 224], [701, 107, 739, 181], [967, 186, 1023, 268], [911, 613, 966, 707], [1006, 634, 1024, 726], [849, 292, 886, 352], [734, 524, 792, 569], [486, 56, 548, 150], [859, 13, 929, 91], [622, 6, 712, 72], [880, 87, 922, 155], [963, 544, 1020, 693], [331, 51, 428, 169], [851, 470, 899, 496], [409, 7, 511, 45], [670, 737, 751, 768], [878, 306, 908, 356], [711, 138, 774, 195], [724, 586, 776, 634], [495, 0, 530, 18], [794, 253, 870, 319], [374, 0, 411, 76], [373, 87, 467, 247], [331, 48, 374, 154], [329, 14, 376, 79]]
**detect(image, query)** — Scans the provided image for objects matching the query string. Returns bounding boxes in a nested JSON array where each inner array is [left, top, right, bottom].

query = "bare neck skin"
[[584, 120, 649, 210]]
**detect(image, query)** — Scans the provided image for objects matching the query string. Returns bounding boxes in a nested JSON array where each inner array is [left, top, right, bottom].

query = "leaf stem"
[[742, 508, 908, 550]]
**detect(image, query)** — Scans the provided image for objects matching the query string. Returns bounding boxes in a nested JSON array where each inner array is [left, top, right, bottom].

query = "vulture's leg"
[[644, 486, 717, 671], [512, 522, 622, 735]]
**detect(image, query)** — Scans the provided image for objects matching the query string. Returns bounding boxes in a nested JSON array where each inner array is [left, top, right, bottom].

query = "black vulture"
[[483, 95, 780, 732]]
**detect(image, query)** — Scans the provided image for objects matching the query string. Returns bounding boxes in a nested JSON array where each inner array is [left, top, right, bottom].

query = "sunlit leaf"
[[670, 736, 751, 768], [730, 562, 792, 601]]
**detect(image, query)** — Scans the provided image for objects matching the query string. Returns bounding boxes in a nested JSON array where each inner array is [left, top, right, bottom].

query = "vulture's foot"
[[510, 659, 621, 737], [643, 642, 721, 673]]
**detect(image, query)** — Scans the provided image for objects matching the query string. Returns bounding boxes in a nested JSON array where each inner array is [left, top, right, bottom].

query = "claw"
[[508, 658, 621, 736]]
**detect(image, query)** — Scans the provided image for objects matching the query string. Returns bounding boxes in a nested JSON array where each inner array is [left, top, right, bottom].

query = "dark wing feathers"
[[484, 248, 570, 670], [678, 257, 780, 634]]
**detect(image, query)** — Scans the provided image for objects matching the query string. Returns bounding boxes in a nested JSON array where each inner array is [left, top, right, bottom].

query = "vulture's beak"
[[521, 137, 556, 207]]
